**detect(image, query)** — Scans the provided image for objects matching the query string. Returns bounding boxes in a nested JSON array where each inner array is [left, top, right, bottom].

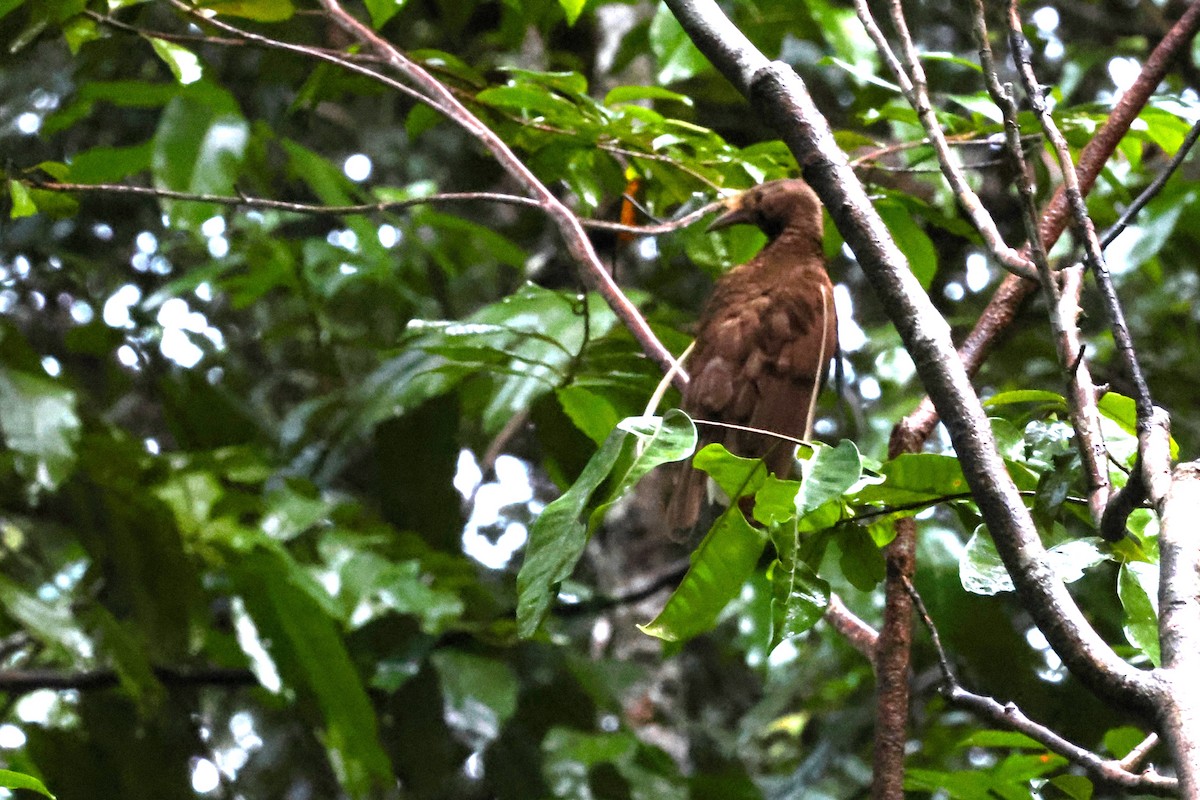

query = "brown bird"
[[667, 178, 838, 532]]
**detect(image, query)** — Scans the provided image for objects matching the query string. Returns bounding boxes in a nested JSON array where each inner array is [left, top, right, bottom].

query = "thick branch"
[[1155, 462, 1200, 794], [663, 0, 1155, 714]]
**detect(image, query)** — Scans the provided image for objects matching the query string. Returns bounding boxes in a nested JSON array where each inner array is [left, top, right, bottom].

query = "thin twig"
[[23, 179, 715, 236], [1101, 120, 1200, 249], [164, 1, 454, 115]]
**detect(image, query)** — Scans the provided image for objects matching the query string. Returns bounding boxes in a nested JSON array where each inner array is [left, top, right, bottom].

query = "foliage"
[[0, 0, 1196, 798]]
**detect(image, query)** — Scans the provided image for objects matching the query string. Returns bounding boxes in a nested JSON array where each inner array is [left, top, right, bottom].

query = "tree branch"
[[853, 0, 1036, 280], [1154, 462, 1200, 795], [158, 0, 686, 387], [902, 577, 1177, 794]]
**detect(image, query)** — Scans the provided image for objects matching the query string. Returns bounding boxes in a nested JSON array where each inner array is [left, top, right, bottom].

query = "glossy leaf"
[[145, 37, 202, 85], [1119, 561, 1160, 666], [0, 366, 80, 491], [648, 2, 710, 84], [8, 179, 36, 218], [518, 411, 695, 637], [639, 507, 767, 642], [0, 770, 54, 799], [229, 547, 394, 798], [198, 0, 294, 21]]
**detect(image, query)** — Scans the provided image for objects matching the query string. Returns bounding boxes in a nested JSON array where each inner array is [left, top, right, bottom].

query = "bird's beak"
[[706, 194, 752, 232]]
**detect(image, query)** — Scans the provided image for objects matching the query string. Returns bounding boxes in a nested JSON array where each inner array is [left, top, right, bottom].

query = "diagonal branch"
[[903, 577, 1177, 795]]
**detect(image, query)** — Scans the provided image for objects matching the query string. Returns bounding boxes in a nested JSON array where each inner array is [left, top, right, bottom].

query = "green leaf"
[[430, 650, 518, 738], [639, 507, 768, 642], [517, 429, 627, 638], [406, 286, 612, 435], [603, 85, 692, 107], [983, 389, 1067, 410], [1098, 391, 1179, 459], [152, 88, 248, 229], [556, 385, 621, 445], [8, 179, 37, 218], [0, 366, 80, 491], [229, 547, 394, 798], [876, 197, 938, 289], [0, 770, 54, 799], [961, 529, 1108, 596], [558, 0, 585, 25], [838, 525, 885, 591], [854, 453, 970, 509], [198, 0, 294, 21], [767, 549, 830, 648], [693, 444, 767, 501], [795, 440, 863, 517], [1049, 774, 1094, 800], [62, 11, 98, 52], [363, 0, 405, 27], [0, 574, 85, 658], [1118, 561, 1160, 666], [649, 2, 710, 84], [67, 142, 156, 184], [518, 411, 695, 637], [957, 730, 1044, 749], [86, 607, 166, 714], [145, 37, 203, 85], [1103, 725, 1150, 758], [959, 526, 1010, 596]]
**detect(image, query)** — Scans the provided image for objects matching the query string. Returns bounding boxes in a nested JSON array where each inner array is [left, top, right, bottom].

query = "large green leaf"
[[0, 366, 80, 491], [648, 2, 711, 84], [960, 527, 1108, 596], [1118, 561, 1160, 666], [639, 506, 767, 642], [517, 411, 696, 637], [229, 547, 394, 798], [0, 770, 54, 799], [406, 285, 616, 435], [151, 85, 248, 229]]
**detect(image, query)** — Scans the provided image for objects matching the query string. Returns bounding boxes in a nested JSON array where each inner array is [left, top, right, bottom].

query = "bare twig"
[[825, 594, 879, 660], [1119, 732, 1160, 771]]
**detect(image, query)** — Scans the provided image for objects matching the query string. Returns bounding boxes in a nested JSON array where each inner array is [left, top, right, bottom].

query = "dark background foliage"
[[0, 0, 1195, 797]]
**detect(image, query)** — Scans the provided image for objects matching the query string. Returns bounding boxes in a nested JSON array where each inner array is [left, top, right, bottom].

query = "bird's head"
[[706, 178, 822, 242]]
